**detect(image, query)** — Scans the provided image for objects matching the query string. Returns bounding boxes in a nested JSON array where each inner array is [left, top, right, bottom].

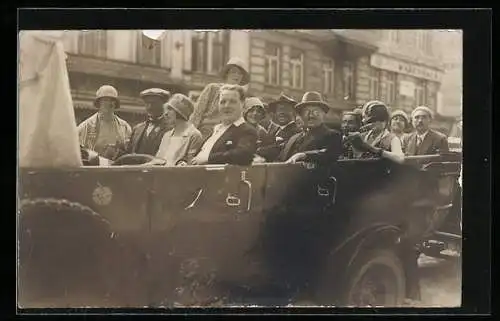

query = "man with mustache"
[[190, 84, 257, 166], [256, 93, 302, 162], [125, 88, 172, 156], [278, 91, 342, 164], [403, 106, 449, 156]]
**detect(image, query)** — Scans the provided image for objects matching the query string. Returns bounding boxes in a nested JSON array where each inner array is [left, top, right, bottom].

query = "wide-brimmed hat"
[[140, 88, 171, 102], [267, 93, 297, 113], [94, 85, 120, 109], [411, 105, 434, 119], [243, 97, 266, 117], [220, 57, 250, 86], [164, 93, 194, 121], [295, 91, 331, 114], [390, 109, 410, 124]]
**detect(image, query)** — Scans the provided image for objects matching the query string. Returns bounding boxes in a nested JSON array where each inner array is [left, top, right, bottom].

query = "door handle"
[[241, 171, 252, 212], [317, 176, 338, 205]]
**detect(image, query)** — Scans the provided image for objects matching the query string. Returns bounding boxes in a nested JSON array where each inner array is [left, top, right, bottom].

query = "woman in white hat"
[[77, 85, 132, 160], [189, 57, 250, 140], [389, 109, 411, 147], [243, 97, 270, 144], [154, 94, 203, 166]]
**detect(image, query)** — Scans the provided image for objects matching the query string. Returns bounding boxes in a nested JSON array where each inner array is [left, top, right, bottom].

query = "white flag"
[[19, 31, 82, 168]]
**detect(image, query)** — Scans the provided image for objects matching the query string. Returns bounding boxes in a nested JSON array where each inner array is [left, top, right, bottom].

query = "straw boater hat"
[[411, 106, 434, 119], [140, 88, 171, 102], [220, 57, 250, 86], [94, 85, 120, 109], [243, 97, 266, 117], [295, 91, 331, 114], [164, 93, 195, 121], [267, 93, 297, 113], [390, 109, 410, 125]]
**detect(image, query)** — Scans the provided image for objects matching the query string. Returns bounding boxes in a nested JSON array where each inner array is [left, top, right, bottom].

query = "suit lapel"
[[281, 132, 304, 160], [418, 131, 434, 155], [132, 123, 148, 153], [211, 125, 237, 154], [406, 132, 417, 156]]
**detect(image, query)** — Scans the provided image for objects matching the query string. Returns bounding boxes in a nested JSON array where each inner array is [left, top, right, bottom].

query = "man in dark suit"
[[126, 88, 172, 156], [190, 84, 257, 166], [403, 106, 449, 156], [257, 93, 302, 162], [278, 92, 342, 164]]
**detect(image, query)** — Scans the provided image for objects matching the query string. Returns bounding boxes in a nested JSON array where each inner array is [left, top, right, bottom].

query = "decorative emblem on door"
[[92, 182, 113, 206]]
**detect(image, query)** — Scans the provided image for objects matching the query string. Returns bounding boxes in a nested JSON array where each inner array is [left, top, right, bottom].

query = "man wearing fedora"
[[403, 106, 449, 156], [153, 94, 203, 166], [189, 57, 251, 140], [125, 88, 172, 156], [256, 93, 302, 162], [78, 85, 132, 160], [278, 91, 342, 164], [190, 84, 257, 166]]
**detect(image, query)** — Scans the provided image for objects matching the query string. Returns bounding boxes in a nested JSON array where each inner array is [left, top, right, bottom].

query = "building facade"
[[61, 29, 449, 129], [434, 30, 462, 118]]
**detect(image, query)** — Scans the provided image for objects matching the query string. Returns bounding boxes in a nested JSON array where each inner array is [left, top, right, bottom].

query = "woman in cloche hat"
[[346, 100, 404, 163], [154, 94, 203, 166], [189, 57, 251, 140], [389, 109, 412, 145], [77, 85, 132, 160]]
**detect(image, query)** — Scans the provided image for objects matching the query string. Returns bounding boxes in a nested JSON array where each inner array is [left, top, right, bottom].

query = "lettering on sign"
[[370, 54, 442, 82]]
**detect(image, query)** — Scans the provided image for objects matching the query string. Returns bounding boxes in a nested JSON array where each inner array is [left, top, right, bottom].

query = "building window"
[[137, 32, 162, 66], [368, 67, 382, 100], [342, 61, 356, 100], [264, 42, 281, 85], [191, 31, 229, 74], [415, 79, 427, 106], [192, 32, 208, 73], [211, 31, 230, 74], [78, 30, 107, 58], [386, 71, 397, 104], [290, 48, 304, 89], [322, 59, 335, 94]]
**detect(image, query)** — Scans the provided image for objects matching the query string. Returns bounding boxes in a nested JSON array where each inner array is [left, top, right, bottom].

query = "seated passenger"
[[347, 100, 405, 163], [189, 84, 258, 166], [256, 93, 302, 162], [341, 111, 363, 159], [403, 106, 449, 156], [154, 94, 203, 166], [243, 97, 270, 146], [278, 92, 343, 164], [78, 85, 132, 160], [125, 88, 172, 156]]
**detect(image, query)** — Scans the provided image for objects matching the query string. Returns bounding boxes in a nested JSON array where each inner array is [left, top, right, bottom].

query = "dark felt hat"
[[267, 93, 297, 113], [295, 91, 331, 114]]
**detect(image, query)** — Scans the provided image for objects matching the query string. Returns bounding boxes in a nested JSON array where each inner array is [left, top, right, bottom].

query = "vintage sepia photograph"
[[18, 28, 463, 309]]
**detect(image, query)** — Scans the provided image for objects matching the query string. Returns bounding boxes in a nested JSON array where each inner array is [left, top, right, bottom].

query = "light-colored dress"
[[156, 123, 203, 166]]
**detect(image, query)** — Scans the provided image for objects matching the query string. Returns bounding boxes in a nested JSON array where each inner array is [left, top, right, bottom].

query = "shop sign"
[[370, 54, 443, 82]]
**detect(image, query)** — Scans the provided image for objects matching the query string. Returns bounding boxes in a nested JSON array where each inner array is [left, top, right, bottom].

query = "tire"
[[18, 200, 118, 307], [344, 249, 406, 307]]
